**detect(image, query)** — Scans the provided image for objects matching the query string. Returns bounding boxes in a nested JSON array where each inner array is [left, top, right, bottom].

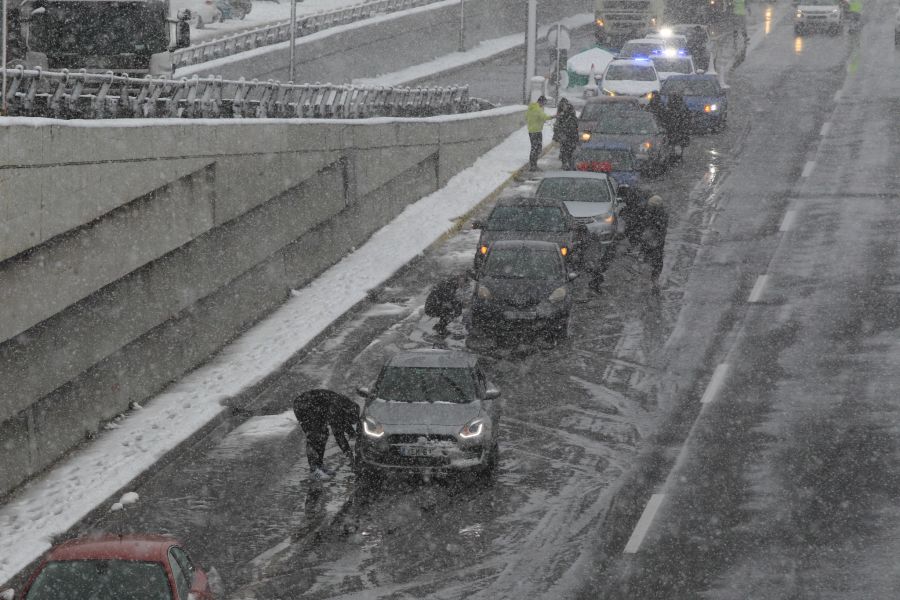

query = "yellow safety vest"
[[526, 103, 551, 133], [733, 0, 746, 16]]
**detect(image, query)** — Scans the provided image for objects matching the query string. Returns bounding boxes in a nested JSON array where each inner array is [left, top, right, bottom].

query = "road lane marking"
[[779, 210, 797, 232], [700, 363, 731, 405], [801, 161, 815, 178], [748, 275, 769, 303], [624, 494, 666, 554], [834, 89, 842, 102], [820, 122, 832, 137]]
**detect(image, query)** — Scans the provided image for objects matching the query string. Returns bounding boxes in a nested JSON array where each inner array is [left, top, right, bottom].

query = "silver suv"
[[356, 350, 501, 479]]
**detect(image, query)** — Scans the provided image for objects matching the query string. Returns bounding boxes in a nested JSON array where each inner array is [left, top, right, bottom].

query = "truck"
[[5, 0, 191, 76], [594, 0, 666, 48]]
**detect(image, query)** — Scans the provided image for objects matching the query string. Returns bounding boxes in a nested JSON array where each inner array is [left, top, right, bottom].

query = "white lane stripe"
[[834, 89, 842, 102], [624, 494, 666, 554], [779, 210, 797, 232], [820, 122, 832, 137], [801, 161, 815, 178], [748, 275, 769, 303], [700, 363, 731, 405]]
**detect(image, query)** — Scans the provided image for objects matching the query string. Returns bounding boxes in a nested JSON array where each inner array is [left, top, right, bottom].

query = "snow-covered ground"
[[0, 66, 556, 588]]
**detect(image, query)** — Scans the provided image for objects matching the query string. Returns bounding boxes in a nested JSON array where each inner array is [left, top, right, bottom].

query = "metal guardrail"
[[0, 67, 487, 119], [173, 0, 440, 70]]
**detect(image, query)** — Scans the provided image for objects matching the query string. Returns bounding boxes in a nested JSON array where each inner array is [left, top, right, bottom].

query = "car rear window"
[[486, 206, 568, 232], [652, 58, 693, 74], [536, 178, 612, 203], [605, 64, 658, 81], [580, 101, 641, 121], [620, 43, 663, 58], [594, 111, 659, 135], [26, 560, 172, 600], [483, 248, 564, 281], [376, 367, 476, 403]]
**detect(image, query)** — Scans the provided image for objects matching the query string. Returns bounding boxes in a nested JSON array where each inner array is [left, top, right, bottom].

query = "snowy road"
[[8, 1, 898, 598]]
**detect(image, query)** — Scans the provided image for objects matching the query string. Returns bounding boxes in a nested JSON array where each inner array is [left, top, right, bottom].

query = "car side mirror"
[[568, 272, 579, 281], [30, 6, 46, 15], [485, 387, 501, 400], [1, 589, 16, 600], [356, 386, 373, 399], [471, 220, 484, 229]]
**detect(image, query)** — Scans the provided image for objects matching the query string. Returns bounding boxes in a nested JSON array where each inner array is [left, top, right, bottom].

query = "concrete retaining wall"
[[0, 106, 524, 497], [177, 0, 592, 83]]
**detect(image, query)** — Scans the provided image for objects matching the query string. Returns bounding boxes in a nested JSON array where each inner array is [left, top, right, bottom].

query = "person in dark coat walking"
[[425, 272, 468, 335], [642, 195, 669, 283], [663, 92, 691, 155], [293, 389, 360, 481], [687, 26, 709, 71], [553, 98, 579, 171], [619, 185, 653, 247]]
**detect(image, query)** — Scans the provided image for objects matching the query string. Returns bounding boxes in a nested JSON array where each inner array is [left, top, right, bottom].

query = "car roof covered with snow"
[[387, 349, 478, 370], [539, 169, 615, 181], [46, 534, 178, 563]]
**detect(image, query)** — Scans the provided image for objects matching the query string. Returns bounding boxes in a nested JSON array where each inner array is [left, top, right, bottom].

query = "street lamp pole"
[[2, 0, 8, 115], [522, 0, 537, 104], [288, 0, 297, 82], [458, 0, 465, 52]]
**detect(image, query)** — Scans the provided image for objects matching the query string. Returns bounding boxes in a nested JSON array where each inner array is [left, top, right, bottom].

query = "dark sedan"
[[472, 197, 582, 270], [470, 240, 576, 340], [659, 74, 728, 132]]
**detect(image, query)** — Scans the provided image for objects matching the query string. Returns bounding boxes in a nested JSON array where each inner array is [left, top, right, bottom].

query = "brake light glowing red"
[[576, 161, 613, 173]]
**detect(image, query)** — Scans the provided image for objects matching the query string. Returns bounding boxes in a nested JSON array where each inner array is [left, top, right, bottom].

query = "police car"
[[600, 58, 661, 104]]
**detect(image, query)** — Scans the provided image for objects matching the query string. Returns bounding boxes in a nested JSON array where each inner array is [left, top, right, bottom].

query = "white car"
[[172, 0, 222, 29], [651, 53, 695, 81], [794, 0, 843, 35], [600, 58, 661, 103]]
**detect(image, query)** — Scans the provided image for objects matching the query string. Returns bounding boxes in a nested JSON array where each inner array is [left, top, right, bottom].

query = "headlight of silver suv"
[[363, 416, 385, 438]]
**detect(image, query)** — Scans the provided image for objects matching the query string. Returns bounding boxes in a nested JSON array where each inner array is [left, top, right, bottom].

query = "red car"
[[2, 535, 213, 600]]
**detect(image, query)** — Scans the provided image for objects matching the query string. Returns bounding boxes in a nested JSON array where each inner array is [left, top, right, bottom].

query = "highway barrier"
[[0, 67, 484, 120]]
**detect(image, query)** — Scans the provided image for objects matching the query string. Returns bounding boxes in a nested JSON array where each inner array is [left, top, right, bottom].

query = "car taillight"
[[479, 245, 488, 255], [560, 246, 569, 257]]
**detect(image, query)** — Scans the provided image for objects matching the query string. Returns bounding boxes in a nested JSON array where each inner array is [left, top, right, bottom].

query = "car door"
[[168, 548, 192, 600], [171, 546, 212, 600]]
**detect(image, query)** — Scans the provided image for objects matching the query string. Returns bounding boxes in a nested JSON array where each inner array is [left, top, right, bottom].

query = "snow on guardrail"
[[0, 67, 491, 119]]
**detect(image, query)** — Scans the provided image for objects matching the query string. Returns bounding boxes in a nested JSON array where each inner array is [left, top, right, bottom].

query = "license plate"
[[504, 310, 537, 320], [398, 445, 433, 457]]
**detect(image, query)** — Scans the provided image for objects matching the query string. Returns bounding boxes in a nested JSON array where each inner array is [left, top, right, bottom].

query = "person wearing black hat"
[[292, 389, 360, 481]]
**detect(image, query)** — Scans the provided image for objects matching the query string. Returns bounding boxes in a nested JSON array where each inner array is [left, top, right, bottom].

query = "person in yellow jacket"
[[526, 96, 554, 171]]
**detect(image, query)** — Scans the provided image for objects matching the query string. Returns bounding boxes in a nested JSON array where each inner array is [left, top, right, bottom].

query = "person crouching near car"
[[293, 389, 360, 481]]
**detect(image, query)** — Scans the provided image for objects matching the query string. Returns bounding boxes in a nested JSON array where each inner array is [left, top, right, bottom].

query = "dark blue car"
[[573, 141, 641, 188], [659, 74, 728, 132]]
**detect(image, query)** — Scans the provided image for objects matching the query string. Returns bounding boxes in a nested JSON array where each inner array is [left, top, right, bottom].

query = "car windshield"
[[605, 64, 657, 81], [536, 178, 613, 202], [483, 249, 563, 280], [573, 149, 636, 171], [485, 206, 568, 232], [621, 44, 663, 57], [652, 58, 693, 74], [662, 79, 720, 96], [594, 111, 659, 135], [376, 367, 476, 403], [25, 560, 172, 600], [802, 0, 839, 5], [580, 102, 641, 121]]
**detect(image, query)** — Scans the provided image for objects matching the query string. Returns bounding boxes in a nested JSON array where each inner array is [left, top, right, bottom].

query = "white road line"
[[748, 274, 769, 303], [700, 363, 731, 405], [779, 209, 797, 232], [820, 122, 832, 137], [801, 161, 815, 178], [624, 494, 666, 554], [834, 89, 842, 102]]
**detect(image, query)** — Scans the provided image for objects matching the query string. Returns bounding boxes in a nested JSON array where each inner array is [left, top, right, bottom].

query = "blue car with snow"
[[573, 141, 641, 188], [659, 74, 728, 132]]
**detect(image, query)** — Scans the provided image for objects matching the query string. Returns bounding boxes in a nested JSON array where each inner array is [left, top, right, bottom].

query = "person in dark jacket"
[[293, 389, 360, 481], [553, 98, 579, 171], [619, 185, 653, 247], [642, 195, 669, 283], [687, 26, 709, 71], [663, 92, 691, 155], [425, 272, 468, 335]]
